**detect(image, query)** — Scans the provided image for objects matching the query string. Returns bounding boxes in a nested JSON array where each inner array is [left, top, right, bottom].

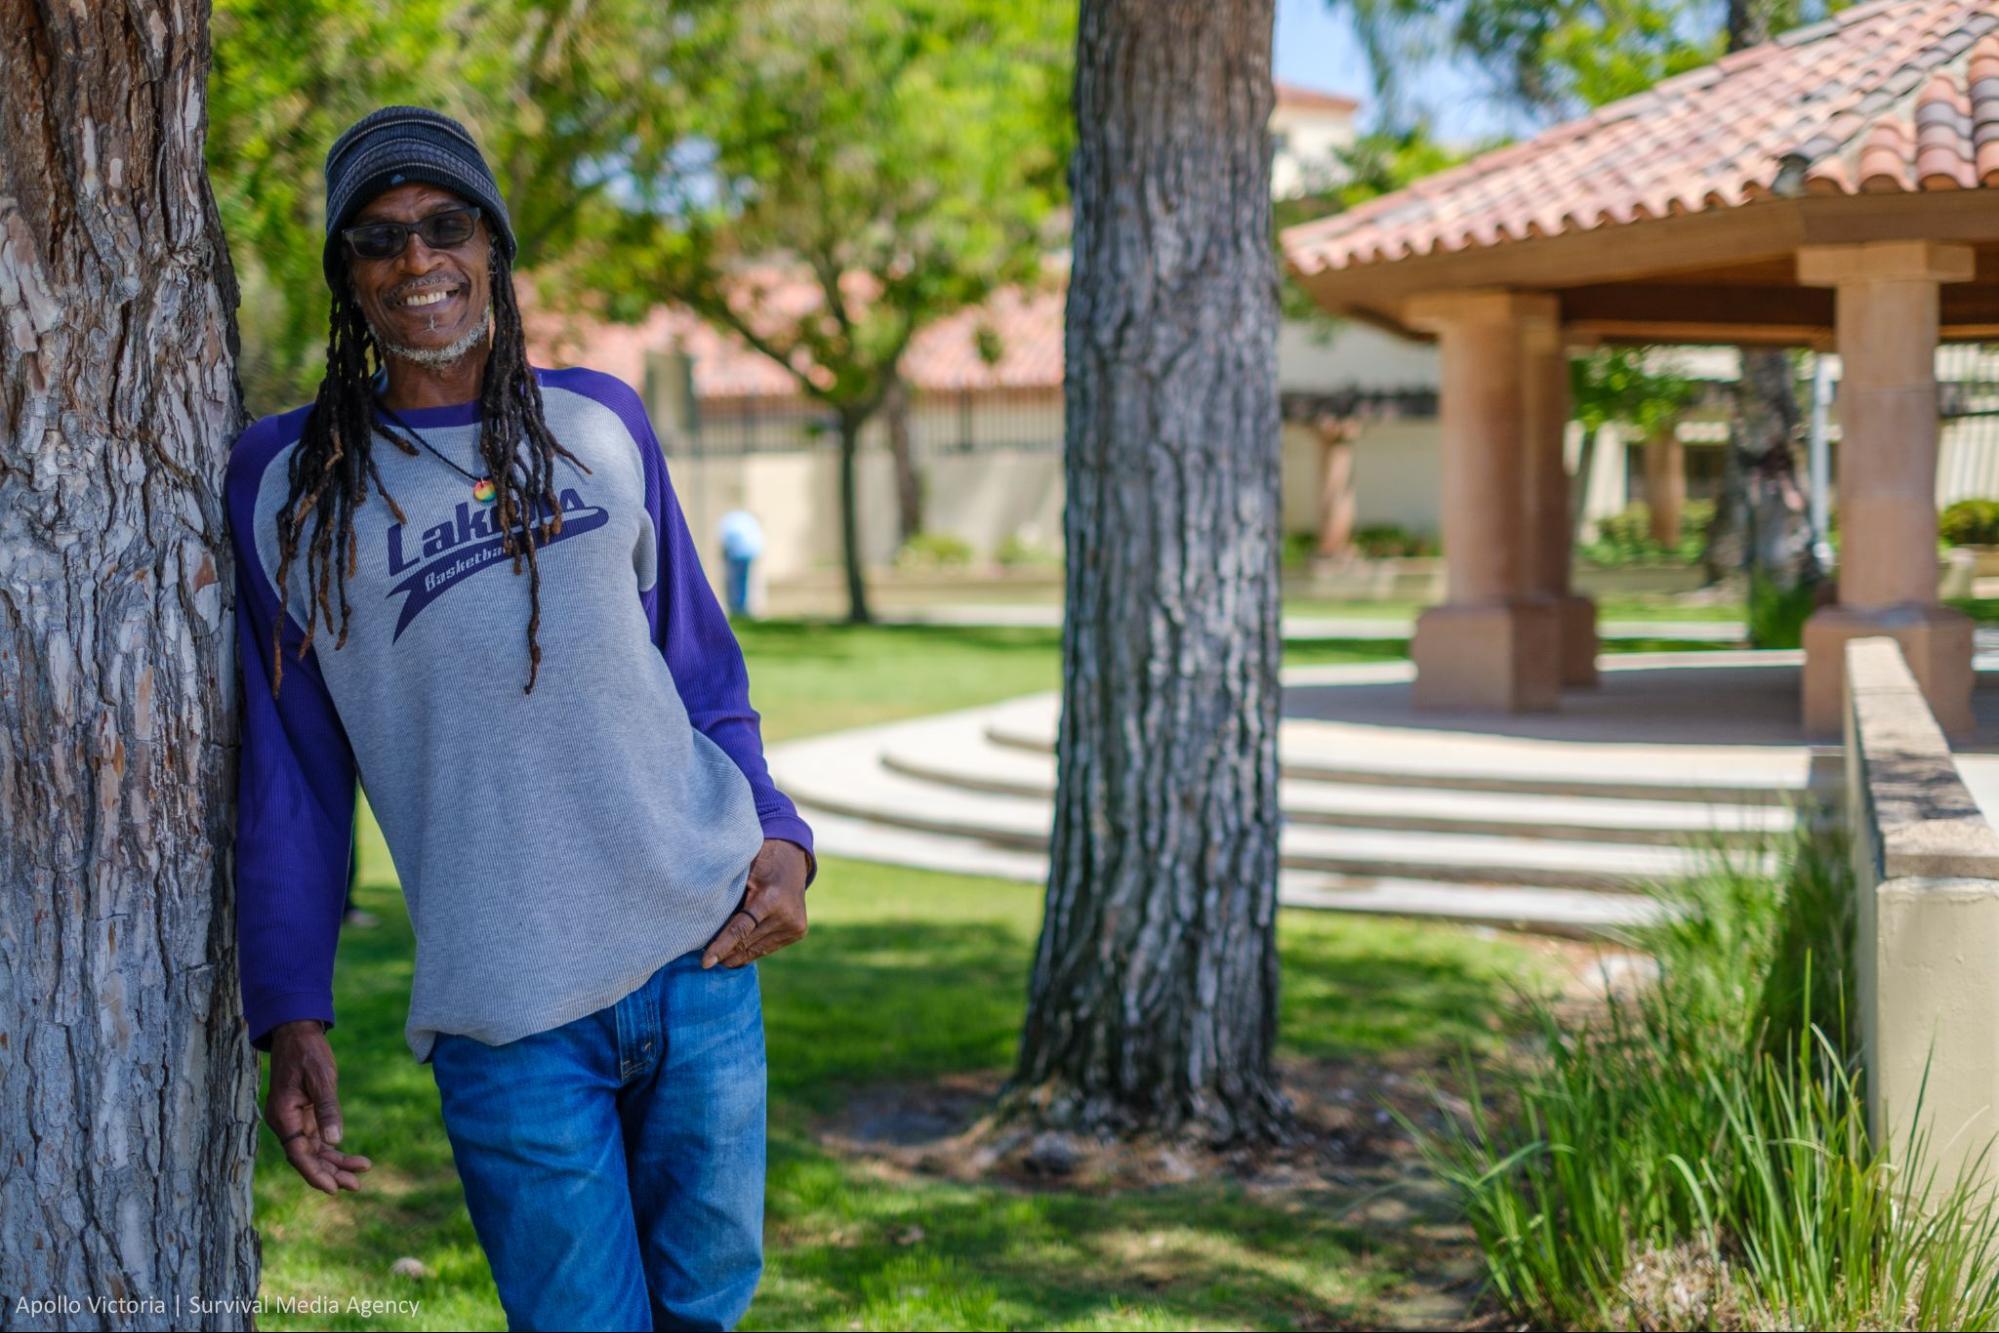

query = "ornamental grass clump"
[[1410, 822, 1999, 1330]]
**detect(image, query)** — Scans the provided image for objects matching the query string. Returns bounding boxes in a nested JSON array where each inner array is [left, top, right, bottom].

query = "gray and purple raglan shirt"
[[226, 364, 814, 1064]]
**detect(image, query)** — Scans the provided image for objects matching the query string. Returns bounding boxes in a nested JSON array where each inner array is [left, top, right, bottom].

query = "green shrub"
[[1746, 571, 1819, 650], [1579, 498, 1714, 567], [1352, 523, 1436, 558], [995, 532, 1061, 569], [1408, 824, 1999, 1330], [1941, 499, 1999, 547], [1282, 530, 1319, 567], [893, 530, 973, 570]]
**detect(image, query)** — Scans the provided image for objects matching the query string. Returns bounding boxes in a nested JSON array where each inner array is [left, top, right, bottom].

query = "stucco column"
[[1403, 289, 1561, 712], [1522, 320, 1598, 687], [1798, 241, 1976, 736]]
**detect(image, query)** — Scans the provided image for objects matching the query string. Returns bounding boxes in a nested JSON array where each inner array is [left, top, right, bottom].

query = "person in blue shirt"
[[718, 508, 766, 616]]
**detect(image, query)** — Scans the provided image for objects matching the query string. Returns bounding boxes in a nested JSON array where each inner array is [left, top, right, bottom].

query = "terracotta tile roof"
[[1274, 80, 1360, 114], [1281, 0, 1999, 277], [524, 268, 1066, 403]]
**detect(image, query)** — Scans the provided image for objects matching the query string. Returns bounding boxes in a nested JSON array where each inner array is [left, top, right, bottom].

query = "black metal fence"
[[664, 388, 1065, 457], [1938, 344, 1999, 421]]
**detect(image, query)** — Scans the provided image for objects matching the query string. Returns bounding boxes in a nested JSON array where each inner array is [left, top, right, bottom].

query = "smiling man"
[[224, 105, 814, 1331]]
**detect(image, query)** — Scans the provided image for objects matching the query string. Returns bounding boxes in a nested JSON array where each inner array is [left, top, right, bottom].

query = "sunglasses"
[[342, 204, 484, 262]]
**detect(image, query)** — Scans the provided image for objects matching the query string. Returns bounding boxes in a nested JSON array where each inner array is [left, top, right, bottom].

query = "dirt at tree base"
[[810, 935, 1644, 1331], [816, 933, 1635, 1196]]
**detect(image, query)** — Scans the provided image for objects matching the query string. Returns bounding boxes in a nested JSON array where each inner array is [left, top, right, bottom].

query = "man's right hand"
[[264, 1019, 372, 1196]]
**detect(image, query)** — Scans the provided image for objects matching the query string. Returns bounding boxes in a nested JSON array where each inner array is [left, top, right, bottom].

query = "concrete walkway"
[[763, 653, 1953, 937]]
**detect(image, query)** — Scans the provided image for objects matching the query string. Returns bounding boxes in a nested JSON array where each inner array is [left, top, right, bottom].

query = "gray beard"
[[368, 299, 492, 369]]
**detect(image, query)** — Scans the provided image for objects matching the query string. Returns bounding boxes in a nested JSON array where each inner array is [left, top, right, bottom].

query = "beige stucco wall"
[[1845, 637, 1999, 1203], [1277, 319, 1440, 393], [671, 449, 890, 589], [675, 385, 1460, 591], [1279, 423, 1322, 535], [666, 445, 1067, 593], [1347, 420, 1445, 538]]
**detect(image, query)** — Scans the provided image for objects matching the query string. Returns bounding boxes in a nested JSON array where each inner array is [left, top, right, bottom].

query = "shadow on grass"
[[764, 904, 1537, 1116], [254, 859, 1539, 1330], [757, 1136, 1432, 1331], [764, 917, 1032, 1114]]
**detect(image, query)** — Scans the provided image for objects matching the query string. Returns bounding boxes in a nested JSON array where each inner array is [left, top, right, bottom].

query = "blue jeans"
[[428, 948, 766, 1331]]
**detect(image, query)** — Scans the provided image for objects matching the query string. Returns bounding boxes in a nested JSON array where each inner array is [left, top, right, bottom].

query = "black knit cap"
[[321, 105, 517, 293]]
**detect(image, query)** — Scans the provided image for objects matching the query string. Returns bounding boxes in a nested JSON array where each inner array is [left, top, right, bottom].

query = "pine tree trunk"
[[1737, 349, 1812, 574], [836, 411, 873, 623], [1708, 348, 1811, 583], [1, 3, 260, 1324], [1008, 0, 1290, 1145]]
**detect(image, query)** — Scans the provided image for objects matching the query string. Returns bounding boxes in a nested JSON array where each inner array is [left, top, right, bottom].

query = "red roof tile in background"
[[523, 269, 1067, 403], [1274, 80, 1360, 113], [1281, 0, 1999, 277]]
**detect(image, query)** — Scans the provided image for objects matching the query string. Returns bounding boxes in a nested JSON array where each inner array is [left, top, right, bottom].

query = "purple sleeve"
[[587, 371, 818, 886], [227, 421, 357, 1052]]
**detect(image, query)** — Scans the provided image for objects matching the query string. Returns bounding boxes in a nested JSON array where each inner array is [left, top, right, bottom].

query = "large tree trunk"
[[1, 3, 258, 1324], [1008, 0, 1290, 1145], [1736, 350, 1813, 575], [835, 411, 874, 623], [1705, 347, 1820, 647]]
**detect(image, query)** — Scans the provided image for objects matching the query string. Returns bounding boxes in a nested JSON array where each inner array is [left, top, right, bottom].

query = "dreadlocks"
[[268, 243, 589, 699]]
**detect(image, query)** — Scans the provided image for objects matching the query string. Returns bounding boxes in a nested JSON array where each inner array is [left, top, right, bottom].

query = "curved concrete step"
[[771, 728, 1769, 892], [765, 662, 1821, 937], [979, 695, 1816, 808], [873, 711, 1798, 848], [800, 809, 1675, 938]]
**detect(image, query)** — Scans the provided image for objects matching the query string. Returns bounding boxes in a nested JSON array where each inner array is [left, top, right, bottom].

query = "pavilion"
[[1280, 0, 1999, 736]]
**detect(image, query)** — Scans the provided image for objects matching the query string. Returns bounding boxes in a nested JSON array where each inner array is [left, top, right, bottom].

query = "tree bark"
[[884, 373, 923, 546], [1, 2, 258, 1325], [1703, 5, 1818, 608], [835, 411, 874, 623], [1008, 0, 1290, 1145]]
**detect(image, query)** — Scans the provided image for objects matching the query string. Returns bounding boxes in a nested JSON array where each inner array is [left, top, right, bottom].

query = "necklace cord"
[[376, 401, 489, 483]]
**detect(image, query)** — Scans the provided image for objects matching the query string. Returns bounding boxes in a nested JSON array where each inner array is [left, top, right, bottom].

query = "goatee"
[[369, 302, 492, 370]]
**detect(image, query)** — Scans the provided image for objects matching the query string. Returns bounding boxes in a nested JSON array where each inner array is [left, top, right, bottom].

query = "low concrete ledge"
[[1845, 636, 1999, 1199], [1845, 637, 1999, 881]]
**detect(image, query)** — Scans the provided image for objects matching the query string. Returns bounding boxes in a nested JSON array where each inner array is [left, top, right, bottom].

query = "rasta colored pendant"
[[374, 400, 503, 507]]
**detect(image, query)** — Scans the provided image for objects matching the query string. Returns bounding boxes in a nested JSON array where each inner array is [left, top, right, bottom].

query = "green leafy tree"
[[1570, 346, 1699, 440], [1274, 122, 1479, 327], [596, 0, 1074, 623], [206, 0, 706, 415], [1327, 0, 1830, 127], [208, 1, 1071, 622], [1568, 346, 1703, 547]]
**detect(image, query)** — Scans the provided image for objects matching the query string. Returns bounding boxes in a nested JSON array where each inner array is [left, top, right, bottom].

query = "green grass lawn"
[[773, 572, 1747, 629], [1947, 596, 1999, 623], [732, 621, 1418, 740], [732, 619, 1737, 742], [1280, 595, 1746, 623], [257, 855, 1548, 1331], [251, 621, 1559, 1330]]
